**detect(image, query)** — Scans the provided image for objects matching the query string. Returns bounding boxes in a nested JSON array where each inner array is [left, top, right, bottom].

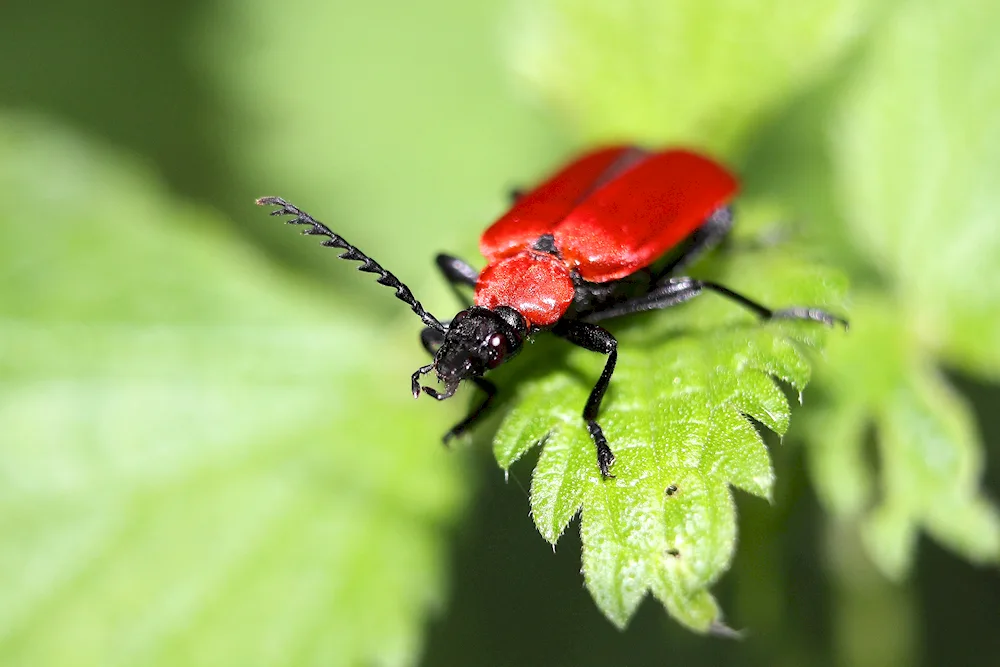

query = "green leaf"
[[804, 297, 1000, 578], [0, 114, 466, 666], [510, 0, 883, 155], [832, 0, 1000, 377], [492, 237, 847, 630], [796, 0, 1000, 577]]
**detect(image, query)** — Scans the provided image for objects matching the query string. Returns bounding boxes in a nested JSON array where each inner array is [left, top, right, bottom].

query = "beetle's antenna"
[[257, 196, 446, 333]]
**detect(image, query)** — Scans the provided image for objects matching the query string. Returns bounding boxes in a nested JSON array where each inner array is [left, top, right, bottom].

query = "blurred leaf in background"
[[1, 2, 566, 663], [199, 0, 564, 287], [738, 0, 1000, 580], [509, 0, 888, 155], [0, 115, 465, 666]]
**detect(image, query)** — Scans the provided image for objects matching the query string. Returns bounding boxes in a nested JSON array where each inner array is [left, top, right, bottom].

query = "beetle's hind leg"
[[583, 277, 847, 328], [650, 205, 733, 284]]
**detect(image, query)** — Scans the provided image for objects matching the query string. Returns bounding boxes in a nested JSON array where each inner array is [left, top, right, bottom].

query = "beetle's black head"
[[412, 306, 527, 401]]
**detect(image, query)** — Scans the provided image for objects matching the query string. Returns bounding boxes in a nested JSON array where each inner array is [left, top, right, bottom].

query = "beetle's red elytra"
[[257, 145, 845, 478], [481, 147, 737, 281]]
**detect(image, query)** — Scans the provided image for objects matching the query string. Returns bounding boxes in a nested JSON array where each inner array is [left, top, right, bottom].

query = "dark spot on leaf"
[[667, 548, 680, 557], [665, 484, 678, 496]]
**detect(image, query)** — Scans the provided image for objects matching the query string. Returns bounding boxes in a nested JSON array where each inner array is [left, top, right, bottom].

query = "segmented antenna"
[[256, 196, 446, 333]]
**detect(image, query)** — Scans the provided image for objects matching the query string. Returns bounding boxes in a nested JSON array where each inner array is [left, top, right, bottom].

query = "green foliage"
[[804, 0, 1000, 577], [510, 0, 885, 154], [832, 0, 1000, 379], [493, 247, 846, 629], [806, 298, 999, 578], [0, 116, 466, 666]]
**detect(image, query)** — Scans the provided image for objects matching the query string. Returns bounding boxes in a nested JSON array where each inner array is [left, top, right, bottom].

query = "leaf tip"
[[708, 619, 746, 640]]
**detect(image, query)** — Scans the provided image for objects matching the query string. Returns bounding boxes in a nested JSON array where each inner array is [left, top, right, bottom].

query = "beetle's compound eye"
[[486, 332, 508, 369]]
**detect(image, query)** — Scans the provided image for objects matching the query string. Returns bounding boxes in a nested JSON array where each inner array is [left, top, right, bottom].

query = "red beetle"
[[258, 146, 843, 477]]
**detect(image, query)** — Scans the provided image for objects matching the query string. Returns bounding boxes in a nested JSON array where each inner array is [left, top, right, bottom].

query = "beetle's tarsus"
[[411, 364, 433, 399], [771, 307, 849, 329], [589, 422, 617, 478]]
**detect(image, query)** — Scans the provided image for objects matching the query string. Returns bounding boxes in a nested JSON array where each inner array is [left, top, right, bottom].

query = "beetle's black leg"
[[584, 277, 708, 322], [414, 325, 445, 399], [420, 324, 446, 355], [441, 377, 497, 444], [418, 322, 498, 443], [651, 205, 733, 283], [435, 254, 478, 287], [552, 319, 618, 478], [585, 277, 847, 328], [435, 253, 479, 307], [411, 363, 435, 399]]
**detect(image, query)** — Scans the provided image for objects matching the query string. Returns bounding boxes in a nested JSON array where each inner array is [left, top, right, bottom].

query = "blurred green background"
[[1, 0, 998, 665]]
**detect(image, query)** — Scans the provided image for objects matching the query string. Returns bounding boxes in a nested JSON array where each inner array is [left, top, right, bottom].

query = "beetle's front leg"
[[417, 324, 499, 444], [420, 325, 446, 356], [441, 377, 497, 443], [553, 319, 618, 478]]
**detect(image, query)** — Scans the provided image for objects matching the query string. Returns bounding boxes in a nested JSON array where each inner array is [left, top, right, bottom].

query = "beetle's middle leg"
[[552, 319, 618, 478]]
